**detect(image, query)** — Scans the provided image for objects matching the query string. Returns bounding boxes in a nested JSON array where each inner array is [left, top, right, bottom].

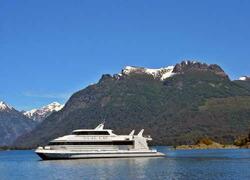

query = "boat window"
[[72, 131, 110, 135], [48, 141, 134, 146]]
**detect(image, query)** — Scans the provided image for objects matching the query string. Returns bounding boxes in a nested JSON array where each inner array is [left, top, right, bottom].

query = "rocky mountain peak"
[[23, 102, 64, 122], [173, 60, 228, 78], [0, 101, 13, 111], [99, 74, 113, 82], [45, 102, 64, 111], [0, 101, 36, 146], [100, 60, 229, 83]]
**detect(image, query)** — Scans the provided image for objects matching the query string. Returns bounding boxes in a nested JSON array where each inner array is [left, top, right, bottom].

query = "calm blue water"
[[1, 147, 250, 180]]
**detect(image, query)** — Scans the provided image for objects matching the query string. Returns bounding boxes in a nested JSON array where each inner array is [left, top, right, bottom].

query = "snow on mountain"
[[239, 76, 247, 81], [121, 65, 175, 80], [23, 102, 64, 122], [113, 61, 228, 81], [239, 76, 250, 81], [0, 101, 13, 111]]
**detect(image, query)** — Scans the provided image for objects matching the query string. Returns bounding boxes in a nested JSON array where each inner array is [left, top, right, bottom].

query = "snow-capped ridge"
[[114, 60, 229, 81], [23, 102, 64, 122], [0, 101, 13, 111], [239, 76, 247, 81], [45, 102, 64, 111], [121, 65, 175, 80], [239, 76, 250, 81]]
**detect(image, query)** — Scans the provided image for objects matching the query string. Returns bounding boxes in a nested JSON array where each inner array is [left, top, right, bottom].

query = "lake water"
[[1, 147, 250, 180]]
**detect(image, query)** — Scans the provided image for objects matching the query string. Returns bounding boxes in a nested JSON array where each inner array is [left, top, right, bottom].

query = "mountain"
[[0, 101, 37, 146], [14, 61, 250, 148], [23, 102, 64, 122]]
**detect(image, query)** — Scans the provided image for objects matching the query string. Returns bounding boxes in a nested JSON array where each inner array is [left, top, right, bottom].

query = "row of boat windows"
[[48, 141, 134, 146], [72, 131, 110, 135]]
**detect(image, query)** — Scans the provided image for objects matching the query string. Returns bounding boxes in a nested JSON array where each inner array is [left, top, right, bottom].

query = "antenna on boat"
[[129, 130, 135, 136], [95, 121, 105, 130], [138, 129, 144, 137]]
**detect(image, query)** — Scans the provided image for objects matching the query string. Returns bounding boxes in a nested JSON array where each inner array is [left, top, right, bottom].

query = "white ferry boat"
[[35, 123, 165, 160]]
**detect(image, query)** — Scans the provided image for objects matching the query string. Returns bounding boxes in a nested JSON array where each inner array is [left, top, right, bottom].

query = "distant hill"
[[14, 61, 250, 148], [0, 101, 37, 146]]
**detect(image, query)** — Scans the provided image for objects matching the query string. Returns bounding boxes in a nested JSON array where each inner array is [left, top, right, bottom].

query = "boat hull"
[[35, 150, 165, 160]]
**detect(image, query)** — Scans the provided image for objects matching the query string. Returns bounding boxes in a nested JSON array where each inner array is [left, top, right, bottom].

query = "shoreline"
[[174, 137, 250, 150], [175, 144, 240, 150]]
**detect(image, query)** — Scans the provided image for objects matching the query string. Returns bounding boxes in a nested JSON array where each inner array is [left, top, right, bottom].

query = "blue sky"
[[1, 0, 250, 110]]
